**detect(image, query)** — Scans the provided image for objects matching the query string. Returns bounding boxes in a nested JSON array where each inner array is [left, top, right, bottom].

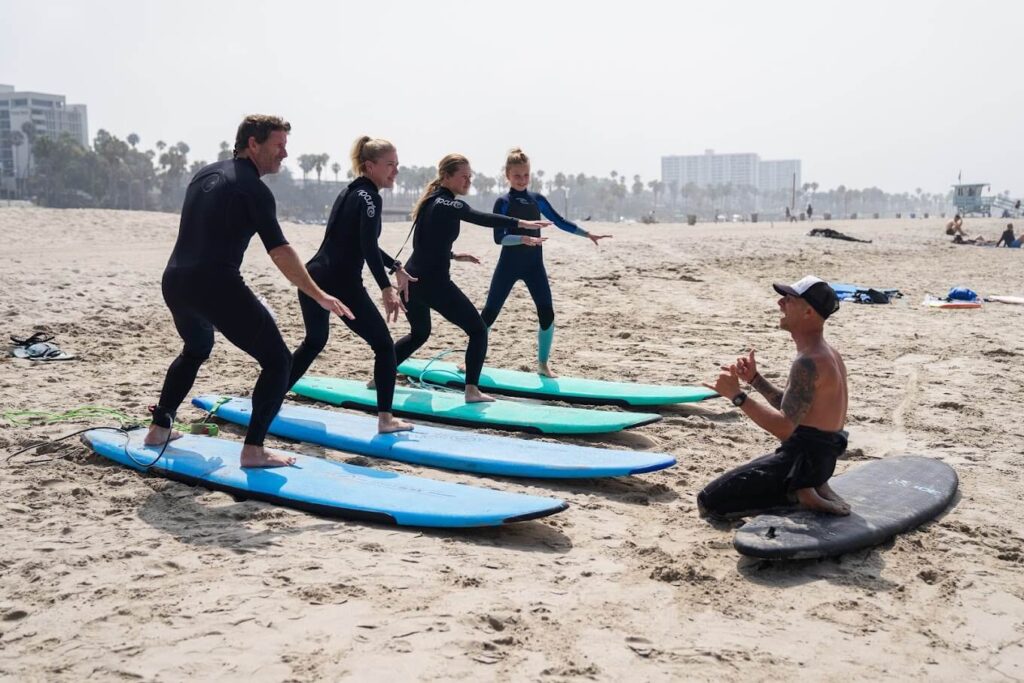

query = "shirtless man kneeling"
[[699, 276, 850, 518]]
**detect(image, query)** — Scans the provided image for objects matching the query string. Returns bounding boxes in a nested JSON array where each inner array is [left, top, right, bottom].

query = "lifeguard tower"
[[952, 183, 993, 217], [952, 182, 1021, 217]]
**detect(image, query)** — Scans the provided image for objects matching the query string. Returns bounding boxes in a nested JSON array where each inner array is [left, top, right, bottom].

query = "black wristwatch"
[[731, 391, 748, 407]]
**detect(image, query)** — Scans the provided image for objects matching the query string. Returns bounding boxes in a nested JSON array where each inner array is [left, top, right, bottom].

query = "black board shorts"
[[697, 426, 849, 520]]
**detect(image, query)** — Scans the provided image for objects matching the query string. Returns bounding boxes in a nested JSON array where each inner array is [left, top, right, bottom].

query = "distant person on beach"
[[287, 136, 416, 433], [996, 223, 1018, 248], [393, 153, 551, 403], [146, 115, 351, 467], [699, 276, 850, 518], [945, 214, 965, 237], [481, 147, 612, 377], [806, 203, 813, 220]]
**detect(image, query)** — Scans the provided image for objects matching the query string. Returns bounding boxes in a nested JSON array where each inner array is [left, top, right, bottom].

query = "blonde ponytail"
[[350, 135, 395, 176]]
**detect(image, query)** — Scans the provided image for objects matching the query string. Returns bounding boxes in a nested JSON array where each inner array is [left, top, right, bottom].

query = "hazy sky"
[[3, 0, 1022, 195]]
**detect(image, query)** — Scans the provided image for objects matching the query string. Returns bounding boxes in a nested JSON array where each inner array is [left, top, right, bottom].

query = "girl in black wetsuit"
[[394, 154, 550, 403], [289, 136, 416, 433]]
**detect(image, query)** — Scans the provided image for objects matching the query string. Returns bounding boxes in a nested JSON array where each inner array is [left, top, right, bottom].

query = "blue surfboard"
[[82, 429, 568, 527], [192, 396, 676, 478]]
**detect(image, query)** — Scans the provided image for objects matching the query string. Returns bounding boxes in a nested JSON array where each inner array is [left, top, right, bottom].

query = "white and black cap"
[[772, 275, 840, 320]]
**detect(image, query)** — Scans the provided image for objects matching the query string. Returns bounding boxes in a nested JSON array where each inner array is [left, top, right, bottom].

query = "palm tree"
[[218, 141, 232, 161], [297, 154, 317, 185], [314, 153, 329, 183], [331, 162, 341, 183], [127, 133, 140, 149]]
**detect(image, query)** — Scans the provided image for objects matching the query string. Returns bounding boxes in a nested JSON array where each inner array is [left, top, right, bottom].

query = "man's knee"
[[256, 335, 292, 373], [181, 341, 213, 364]]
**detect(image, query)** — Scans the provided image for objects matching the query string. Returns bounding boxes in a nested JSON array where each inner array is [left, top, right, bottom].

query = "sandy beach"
[[1, 206, 1023, 681]]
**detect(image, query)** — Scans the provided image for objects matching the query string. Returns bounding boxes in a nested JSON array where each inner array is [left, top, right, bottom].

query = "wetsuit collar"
[[236, 156, 260, 176], [352, 175, 377, 192]]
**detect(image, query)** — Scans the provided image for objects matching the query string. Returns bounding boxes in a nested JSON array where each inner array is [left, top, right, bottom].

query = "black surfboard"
[[734, 456, 958, 560]]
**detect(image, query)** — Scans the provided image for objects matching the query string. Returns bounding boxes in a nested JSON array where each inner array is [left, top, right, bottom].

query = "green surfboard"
[[398, 358, 718, 407], [291, 376, 661, 434]]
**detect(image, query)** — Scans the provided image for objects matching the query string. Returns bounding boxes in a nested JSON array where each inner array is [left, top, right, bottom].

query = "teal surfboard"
[[82, 429, 567, 527], [290, 377, 661, 434], [193, 395, 676, 478], [398, 358, 717, 407]]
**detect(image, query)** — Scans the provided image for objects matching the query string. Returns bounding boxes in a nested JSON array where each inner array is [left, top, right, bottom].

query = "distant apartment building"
[[757, 159, 802, 194], [661, 149, 801, 193], [0, 84, 89, 195]]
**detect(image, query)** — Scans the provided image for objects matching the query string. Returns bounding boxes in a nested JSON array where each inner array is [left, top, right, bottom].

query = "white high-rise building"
[[758, 159, 802, 194], [661, 149, 801, 193], [0, 84, 89, 195]]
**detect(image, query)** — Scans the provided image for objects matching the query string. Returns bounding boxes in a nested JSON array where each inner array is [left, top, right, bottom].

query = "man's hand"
[[395, 267, 417, 303], [317, 293, 354, 320], [703, 364, 741, 400], [381, 287, 405, 323], [453, 253, 481, 264], [522, 236, 547, 247], [735, 349, 759, 383], [587, 233, 612, 246]]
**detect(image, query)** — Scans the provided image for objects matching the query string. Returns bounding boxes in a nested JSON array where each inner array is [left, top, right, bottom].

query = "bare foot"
[[538, 361, 558, 378], [378, 413, 414, 434], [366, 379, 376, 390], [144, 424, 183, 446], [456, 363, 467, 374], [239, 445, 296, 468], [816, 482, 850, 510], [795, 487, 851, 515], [464, 385, 496, 403]]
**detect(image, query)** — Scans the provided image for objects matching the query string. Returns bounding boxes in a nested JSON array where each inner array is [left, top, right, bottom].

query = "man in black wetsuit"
[[146, 115, 351, 467], [699, 276, 851, 518]]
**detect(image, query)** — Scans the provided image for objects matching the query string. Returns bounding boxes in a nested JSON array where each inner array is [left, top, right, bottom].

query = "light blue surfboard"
[[192, 395, 676, 478], [82, 429, 568, 527], [290, 377, 661, 434], [398, 358, 718, 407]]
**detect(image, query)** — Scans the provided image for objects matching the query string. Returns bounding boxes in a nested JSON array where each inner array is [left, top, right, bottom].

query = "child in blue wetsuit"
[[481, 148, 611, 377]]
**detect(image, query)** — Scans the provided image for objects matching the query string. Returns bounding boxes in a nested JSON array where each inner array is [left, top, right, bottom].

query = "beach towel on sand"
[[828, 282, 903, 304]]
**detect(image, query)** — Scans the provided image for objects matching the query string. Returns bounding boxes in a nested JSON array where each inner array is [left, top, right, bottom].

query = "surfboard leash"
[[1, 405, 216, 470], [410, 349, 469, 394]]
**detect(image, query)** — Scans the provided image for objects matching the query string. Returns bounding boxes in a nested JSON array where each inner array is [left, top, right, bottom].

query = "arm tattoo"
[[781, 357, 818, 424], [751, 374, 784, 409]]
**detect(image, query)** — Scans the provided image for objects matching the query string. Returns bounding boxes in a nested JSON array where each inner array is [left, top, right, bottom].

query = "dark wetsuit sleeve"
[[535, 194, 587, 237], [379, 248, 397, 271], [250, 185, 289, 251], [443, 198, 518, 231], [359, 194, 392, 291]]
